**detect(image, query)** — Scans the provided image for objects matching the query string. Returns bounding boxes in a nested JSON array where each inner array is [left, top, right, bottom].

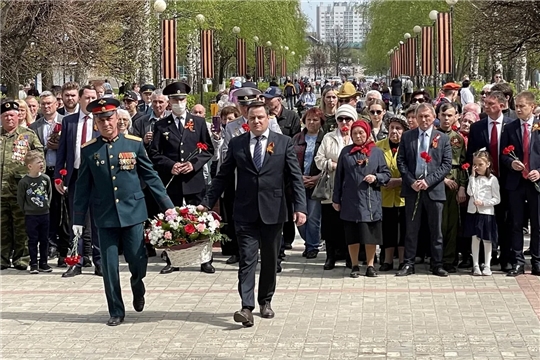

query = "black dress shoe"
[[83, 257, 92, 267], [233, 308, 254, 327], [443, 264, 457, 273], [306, 250, 318, 259], [458, 257, 473, 269], [201, 262, 215, 274], [277, 262, 282, 273], [62, 266, 82, 278], [133, 296, 145, 312], [350, 265, 361, 278], [365, 266, 378, 277], [260, 303, 275, 318], [302, 250, 307, 257], [323, 258, 335, 270], [160, 264, 179, 274], [432, 266, 449, 277], [57, 257, 67, 268], [396, 265, 415, 276], [225, 255, 239, 264], [398, 263, 405, 270], [284, 243, 293, 250], [106, 316, 124, 326], [379, 263, 393, 271], [13, 264, 27, 271], [507, 265, 525, 277], [94, 265, 103, 277], [524, 248, 531, 256]]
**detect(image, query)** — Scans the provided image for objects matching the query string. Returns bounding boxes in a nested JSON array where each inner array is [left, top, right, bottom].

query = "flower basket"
[[156, 238, 211, 267]]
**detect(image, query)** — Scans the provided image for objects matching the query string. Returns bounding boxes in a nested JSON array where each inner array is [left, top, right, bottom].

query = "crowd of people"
[[1, 73, 539, 325]]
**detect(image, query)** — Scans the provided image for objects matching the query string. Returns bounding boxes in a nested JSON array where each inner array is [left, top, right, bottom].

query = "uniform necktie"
[[523, 123, 530, 177], [81, 116, 88, 145], [253, 136, 262, 170], [416, 132, 428, 178], [490, 121, 499, 176]]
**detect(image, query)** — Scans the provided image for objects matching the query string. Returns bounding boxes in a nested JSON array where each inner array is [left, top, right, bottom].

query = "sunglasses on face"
[[370, 110, 383, 115], [338, 98, 351, 103], [495, 75, 502, 79], [481, 91, 491, 96], [411, 98, 425, 103], [337, 117, 354, 122]]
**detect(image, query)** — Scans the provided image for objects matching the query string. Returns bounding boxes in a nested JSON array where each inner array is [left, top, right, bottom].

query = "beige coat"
[[314, 129, 351, 204]]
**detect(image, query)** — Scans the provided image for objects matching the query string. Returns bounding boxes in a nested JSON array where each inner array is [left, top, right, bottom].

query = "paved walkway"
[[1, 239, 539, 360]]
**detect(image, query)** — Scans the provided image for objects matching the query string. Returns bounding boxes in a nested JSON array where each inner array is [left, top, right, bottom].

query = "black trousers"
[[45, 168, 70, 254], [25, 214, 49, 267], [404, 193, 444, 267], [508, 183, 540, 267], [235, 219, 283, 310], [321, 203, 348, 261]]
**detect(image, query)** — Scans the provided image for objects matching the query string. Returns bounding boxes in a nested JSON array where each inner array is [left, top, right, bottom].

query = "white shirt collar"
[[420, 126, 433, 137], [79, 112, 92, 120], [520, 116, 534, 126], [488, 114, 503, 123], [250, 128, 270, 140]]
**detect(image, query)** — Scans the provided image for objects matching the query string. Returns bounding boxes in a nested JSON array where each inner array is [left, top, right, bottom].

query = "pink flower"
[[164, 231, 172, 240], [196, 223, 206, 233], [213, 220, 220, 228], [165, 208, 177, 222]]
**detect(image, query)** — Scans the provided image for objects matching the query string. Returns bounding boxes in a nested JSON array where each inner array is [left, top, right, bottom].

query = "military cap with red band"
[[86, 98, 121, 118]]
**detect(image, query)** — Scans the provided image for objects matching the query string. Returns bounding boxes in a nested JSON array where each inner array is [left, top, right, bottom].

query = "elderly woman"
[[293, 107, 325, 259], [333, 120, 391, 278], [315, 104, 356, 270], [368, 99, 389, 141], [459, 111, 479, 146], [15, 99, 33, 127], [376, 116, 408, 271], [320, 87, 338, 133], [117, 109, 132, 134]]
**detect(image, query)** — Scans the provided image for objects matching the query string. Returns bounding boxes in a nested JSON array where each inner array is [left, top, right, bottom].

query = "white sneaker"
[[472, 265, 482, 276], [482, 267, 492, 276]]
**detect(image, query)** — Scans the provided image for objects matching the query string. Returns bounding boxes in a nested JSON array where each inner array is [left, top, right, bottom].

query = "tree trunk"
[[514, 50, 527, 92]]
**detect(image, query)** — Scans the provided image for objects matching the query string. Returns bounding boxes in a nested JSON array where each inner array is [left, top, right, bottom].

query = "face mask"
[[171, 102, 186, 115]]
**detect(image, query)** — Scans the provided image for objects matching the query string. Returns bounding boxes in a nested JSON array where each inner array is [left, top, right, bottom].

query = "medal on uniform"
[[94, 153, 100, 166], [184, 120, 195, 132], [119, 152, 137, 170], [163, 132, 170, 141]]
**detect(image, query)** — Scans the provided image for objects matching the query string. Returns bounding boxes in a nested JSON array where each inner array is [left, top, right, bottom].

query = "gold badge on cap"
[[5, 103, 9, 108], [98, 99, 107, 105]]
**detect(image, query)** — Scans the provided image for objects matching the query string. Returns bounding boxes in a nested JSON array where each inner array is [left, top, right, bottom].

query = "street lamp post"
[[266, 41, 272, 82], [413, 25, 422, 89], [153, 0, 167, 87], [195, 14, 205, 104], [232, 26, 241, 76], [429, 10, 438, 98]]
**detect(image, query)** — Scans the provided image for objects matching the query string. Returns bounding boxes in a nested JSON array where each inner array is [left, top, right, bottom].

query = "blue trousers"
[[298, 197, 321, 252], [97, 223, 147, 318]]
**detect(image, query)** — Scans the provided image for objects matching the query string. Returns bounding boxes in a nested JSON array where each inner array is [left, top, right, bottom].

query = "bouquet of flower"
[[145, 205, 228, 248]]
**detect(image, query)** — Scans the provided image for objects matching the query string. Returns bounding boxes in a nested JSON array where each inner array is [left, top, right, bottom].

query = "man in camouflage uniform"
[[1, 101, 44, 270], [437, 102, 467, 273]]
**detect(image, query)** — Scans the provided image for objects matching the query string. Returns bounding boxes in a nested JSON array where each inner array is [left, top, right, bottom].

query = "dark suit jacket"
[[29, 115, 64, 158], [137, 102, 152, 115], [148, 113, 214, 197], [500, 118, 540, 191], [131, 114, 155, 139], [74, 134, 174, 228], [54, 112, 100, 185], [397, 127, 452, 201], [202, 131, 307, 224]]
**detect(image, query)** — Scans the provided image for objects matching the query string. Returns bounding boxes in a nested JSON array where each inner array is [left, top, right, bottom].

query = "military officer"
[[137, 84, 155, 115], [73, 98, 174, 326], [437, 102, 467, 273], [148, 81, 215, 274], [1, 101, 43, 270]]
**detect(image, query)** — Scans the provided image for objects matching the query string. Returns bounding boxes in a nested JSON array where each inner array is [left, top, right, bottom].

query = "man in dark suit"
[[122, 91, 145, 125], [500, 91, 540, 277], [467, 91, 514, 271], [131, 89, 169, 147], [397, 103, 452, 277], [148, 81, 215, 274], [54, 84, 102, 277], [57, 82, 80, 116], [137, 84, 155, 115], [242, 74, 257, 89], [73, 98, 174, 326], [199, 101, 307, 327]]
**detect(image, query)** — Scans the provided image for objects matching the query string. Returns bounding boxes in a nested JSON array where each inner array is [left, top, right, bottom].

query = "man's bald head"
[[462, 103, 481, 115], [191, 104, 205, 117]]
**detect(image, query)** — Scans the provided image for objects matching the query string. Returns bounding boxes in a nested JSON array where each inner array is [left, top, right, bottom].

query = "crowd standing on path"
[[1, 74, 539, 327]]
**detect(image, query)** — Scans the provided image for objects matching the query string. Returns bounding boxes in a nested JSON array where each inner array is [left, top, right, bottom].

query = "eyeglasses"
[[495, 75, 502, 79], [481, 91, 491, 96], [370, 110, 383, 115], [337, 117, 354, 122], [338, 98, 351, 103], [411, 98, 425, 103]]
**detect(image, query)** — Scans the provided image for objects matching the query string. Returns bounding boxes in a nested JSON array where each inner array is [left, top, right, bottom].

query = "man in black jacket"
[[200, 102, 307, 327]]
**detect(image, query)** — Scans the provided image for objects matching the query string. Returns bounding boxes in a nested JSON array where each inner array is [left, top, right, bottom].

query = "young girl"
[[464, 150, 501, 276]]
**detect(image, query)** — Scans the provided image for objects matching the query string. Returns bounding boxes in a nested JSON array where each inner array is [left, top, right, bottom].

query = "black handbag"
[[311, 170, 331, 201]]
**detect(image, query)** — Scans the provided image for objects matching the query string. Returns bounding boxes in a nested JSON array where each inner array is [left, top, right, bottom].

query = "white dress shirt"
[[174, 115, 185, 128], [74, 112, 94, 169], [44, 114, 62, 167], [63, 104, 80, 116], [487, 113, 503, 153], [460, 87, 474, 105], [467, 175, 501, 215], [249, 128, 270, 166], [520, 116, 534, 138]]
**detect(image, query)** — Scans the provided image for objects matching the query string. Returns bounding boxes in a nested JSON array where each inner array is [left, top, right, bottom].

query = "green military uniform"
[[74, 131, 174, 319], [440, 128, 467, 268], [1, 125, 43, 269]]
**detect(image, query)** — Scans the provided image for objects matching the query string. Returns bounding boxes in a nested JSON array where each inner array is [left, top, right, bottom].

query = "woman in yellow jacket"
[[376, 115, 409, 271]]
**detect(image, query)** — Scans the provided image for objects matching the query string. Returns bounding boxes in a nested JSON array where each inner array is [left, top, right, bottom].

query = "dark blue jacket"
[[333, 145, 390, 222]]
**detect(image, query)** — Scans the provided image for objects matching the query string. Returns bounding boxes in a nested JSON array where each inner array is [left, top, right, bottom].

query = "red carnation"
[[59, 169, 67, 176], [451, 125, 458, 131], [420, 151, 429, 160], [425, 155, 433, 163], [391, 148, 398, 153], [461, 163, 470, 170], [184, 223, 196, 235], [53, 123, 62, 133], [156, 220, 162, 227], [54, 179, 62, 185], [196, 142, 208, 151], [507, 145, 515, 152], [242, 123, 250, 132], [502, 147, 511, 155], [180, 208, 189, 216]]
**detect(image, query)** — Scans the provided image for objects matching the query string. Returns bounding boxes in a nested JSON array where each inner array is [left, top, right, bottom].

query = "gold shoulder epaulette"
[[81, 138, 97, 148], [125, 134, 142, 142]]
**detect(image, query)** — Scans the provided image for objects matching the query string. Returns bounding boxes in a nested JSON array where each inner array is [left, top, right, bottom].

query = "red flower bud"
[[59, 169, 68, 176], [241, 123, 250, 132], [196, 142, 208, 151], [461, 163, 470, 170], [54, 179, 62, 185]]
